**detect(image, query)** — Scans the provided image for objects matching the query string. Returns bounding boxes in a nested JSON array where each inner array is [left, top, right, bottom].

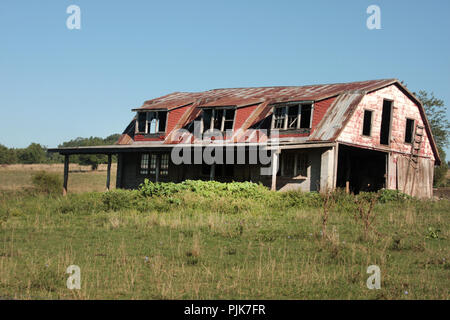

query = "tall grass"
[[0, 181, 448, 300]]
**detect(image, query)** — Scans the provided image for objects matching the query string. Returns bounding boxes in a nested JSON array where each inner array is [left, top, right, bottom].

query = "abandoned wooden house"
[[49, 79, 440, 198]]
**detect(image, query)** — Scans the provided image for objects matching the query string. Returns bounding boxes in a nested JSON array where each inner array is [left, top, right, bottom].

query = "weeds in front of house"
[[0, 181, 448, 299]]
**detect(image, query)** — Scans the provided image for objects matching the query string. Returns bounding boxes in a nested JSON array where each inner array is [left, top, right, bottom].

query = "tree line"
[[0, 134, 120, 169]]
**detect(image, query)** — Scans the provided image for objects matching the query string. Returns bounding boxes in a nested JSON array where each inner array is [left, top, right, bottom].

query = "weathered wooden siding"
[[396, 155, 434, 198]]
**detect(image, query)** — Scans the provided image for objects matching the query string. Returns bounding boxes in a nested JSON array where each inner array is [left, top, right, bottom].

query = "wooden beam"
[[271, 151, 279, 191], [106, 154, 112, 191], [63, 154, 69, 196]]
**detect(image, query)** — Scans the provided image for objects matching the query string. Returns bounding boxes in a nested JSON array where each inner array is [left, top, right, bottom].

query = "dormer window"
[[202, 108, 236, 133], [137, 111, 167, 134], [271, 103, 313, 130]]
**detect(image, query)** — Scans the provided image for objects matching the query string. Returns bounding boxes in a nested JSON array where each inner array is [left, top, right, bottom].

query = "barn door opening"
[[380, 99, 393, 145], [336, 145, 387, 194]]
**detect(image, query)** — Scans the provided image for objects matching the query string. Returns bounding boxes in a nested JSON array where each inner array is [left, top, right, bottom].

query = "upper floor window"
[[271, 103, 313, 130], [137, 111, 167, 134], [405, 118, 415, 144], [202, 108, 236, 133], [362, 109, 373, 136]]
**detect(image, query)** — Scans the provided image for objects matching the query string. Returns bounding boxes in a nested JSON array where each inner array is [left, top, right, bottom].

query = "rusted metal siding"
[[311, 97, 336, 131], [310, 93, 365, 141]]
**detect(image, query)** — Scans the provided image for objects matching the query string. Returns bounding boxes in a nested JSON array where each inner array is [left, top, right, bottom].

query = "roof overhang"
[[48, 141, 336, 155]]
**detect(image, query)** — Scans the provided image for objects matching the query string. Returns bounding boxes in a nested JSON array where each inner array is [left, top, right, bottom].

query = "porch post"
[[271, 151, 279, 191], [63, 154, 69, 196], [106, 154, 112, 191]]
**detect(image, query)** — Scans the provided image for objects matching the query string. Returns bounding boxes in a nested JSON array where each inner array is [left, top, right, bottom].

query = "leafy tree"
[[415, 91, 450, 187], [58, 134, 120, 169], [16, 143, 48, 164], [0, 144, 17, 164]]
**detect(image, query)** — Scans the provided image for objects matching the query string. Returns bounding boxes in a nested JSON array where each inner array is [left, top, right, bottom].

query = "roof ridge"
[[207, 78, 398, 91]]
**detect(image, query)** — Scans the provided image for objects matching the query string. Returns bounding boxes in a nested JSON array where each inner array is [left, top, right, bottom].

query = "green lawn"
[[0, 182, 448, 300]]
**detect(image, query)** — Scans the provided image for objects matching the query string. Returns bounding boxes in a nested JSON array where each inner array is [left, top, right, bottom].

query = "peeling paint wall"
[[337, 84, 435, 160]]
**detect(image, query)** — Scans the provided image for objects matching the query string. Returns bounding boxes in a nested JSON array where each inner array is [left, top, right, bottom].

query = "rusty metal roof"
[[134, 79, 397, 111], [309, 93, 365, 141]]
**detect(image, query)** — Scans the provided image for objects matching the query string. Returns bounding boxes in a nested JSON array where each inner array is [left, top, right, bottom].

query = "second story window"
[[202, 108, 236, 133], [405, 118, 415, 144], [271, 103, 313, 130], [136, 111, 167, 134]]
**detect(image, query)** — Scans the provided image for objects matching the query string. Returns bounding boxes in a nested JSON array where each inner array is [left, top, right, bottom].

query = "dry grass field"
[[0, 164, 117, 194]]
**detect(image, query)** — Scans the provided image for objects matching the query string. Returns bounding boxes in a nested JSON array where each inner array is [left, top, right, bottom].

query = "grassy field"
[[0, 166, 448, 300], [0, 164, 117, 193]]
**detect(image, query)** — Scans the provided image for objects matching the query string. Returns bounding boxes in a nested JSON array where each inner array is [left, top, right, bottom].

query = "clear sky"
[[1, 0, 449, 156]]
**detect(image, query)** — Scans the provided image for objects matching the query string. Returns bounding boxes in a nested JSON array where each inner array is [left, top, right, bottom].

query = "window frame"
[[202, 107, 236, 133], [404, 118, 415, 144], [271, 102, 314, 131], [136, 110, 168, 135], [279, 152, 309, 178], [138, 153, 170, 178], [361, 109, 374, 137]]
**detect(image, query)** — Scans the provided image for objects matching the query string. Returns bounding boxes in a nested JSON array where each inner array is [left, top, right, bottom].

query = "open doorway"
[[336, 145, 387, 194]]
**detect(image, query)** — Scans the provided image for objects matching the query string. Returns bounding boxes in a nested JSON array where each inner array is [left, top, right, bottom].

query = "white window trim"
[[136, 111, 168, 134], [202, 107, 236, 132], [271, 102, 314, 130]]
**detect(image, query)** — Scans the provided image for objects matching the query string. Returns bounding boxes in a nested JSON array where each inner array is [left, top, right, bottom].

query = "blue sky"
[[1, 0, 449, 156]]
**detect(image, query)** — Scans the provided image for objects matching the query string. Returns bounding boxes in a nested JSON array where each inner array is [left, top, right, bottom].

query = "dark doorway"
[[380, 100, 392, 145], [336, 145, 387, 194]]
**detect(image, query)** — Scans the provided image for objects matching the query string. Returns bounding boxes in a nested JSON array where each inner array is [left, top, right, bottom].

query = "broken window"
[[273, 107, 286, 129], [203, 108, 236, 132], [287, 105, 299, 129], [272, 103, 313, 130], [300, 104, 312, 129], [380, 100, 393, 145], [279, 153, 308, 177], [138, 112, 147, 133], [136, 111, 167, 134], [405, 118, 415, 144], [362, 110, 373, 136], [296, 154, 308, 177]]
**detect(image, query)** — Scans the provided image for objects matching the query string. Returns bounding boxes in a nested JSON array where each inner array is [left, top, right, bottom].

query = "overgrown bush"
[[31, 171, 62, 195], [101, 189, 144, 211], [377, 189, 412, 203], [139, 179, 270, 199]]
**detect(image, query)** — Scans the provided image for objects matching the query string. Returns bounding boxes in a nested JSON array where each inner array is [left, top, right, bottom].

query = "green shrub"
[[139, 179, 270, 199], [57, 192, 104, 214], [277, 190, 323, 208], [377, 189, 412, 203], [31, 171, 62, 195], [101, 189, 144, 211]]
